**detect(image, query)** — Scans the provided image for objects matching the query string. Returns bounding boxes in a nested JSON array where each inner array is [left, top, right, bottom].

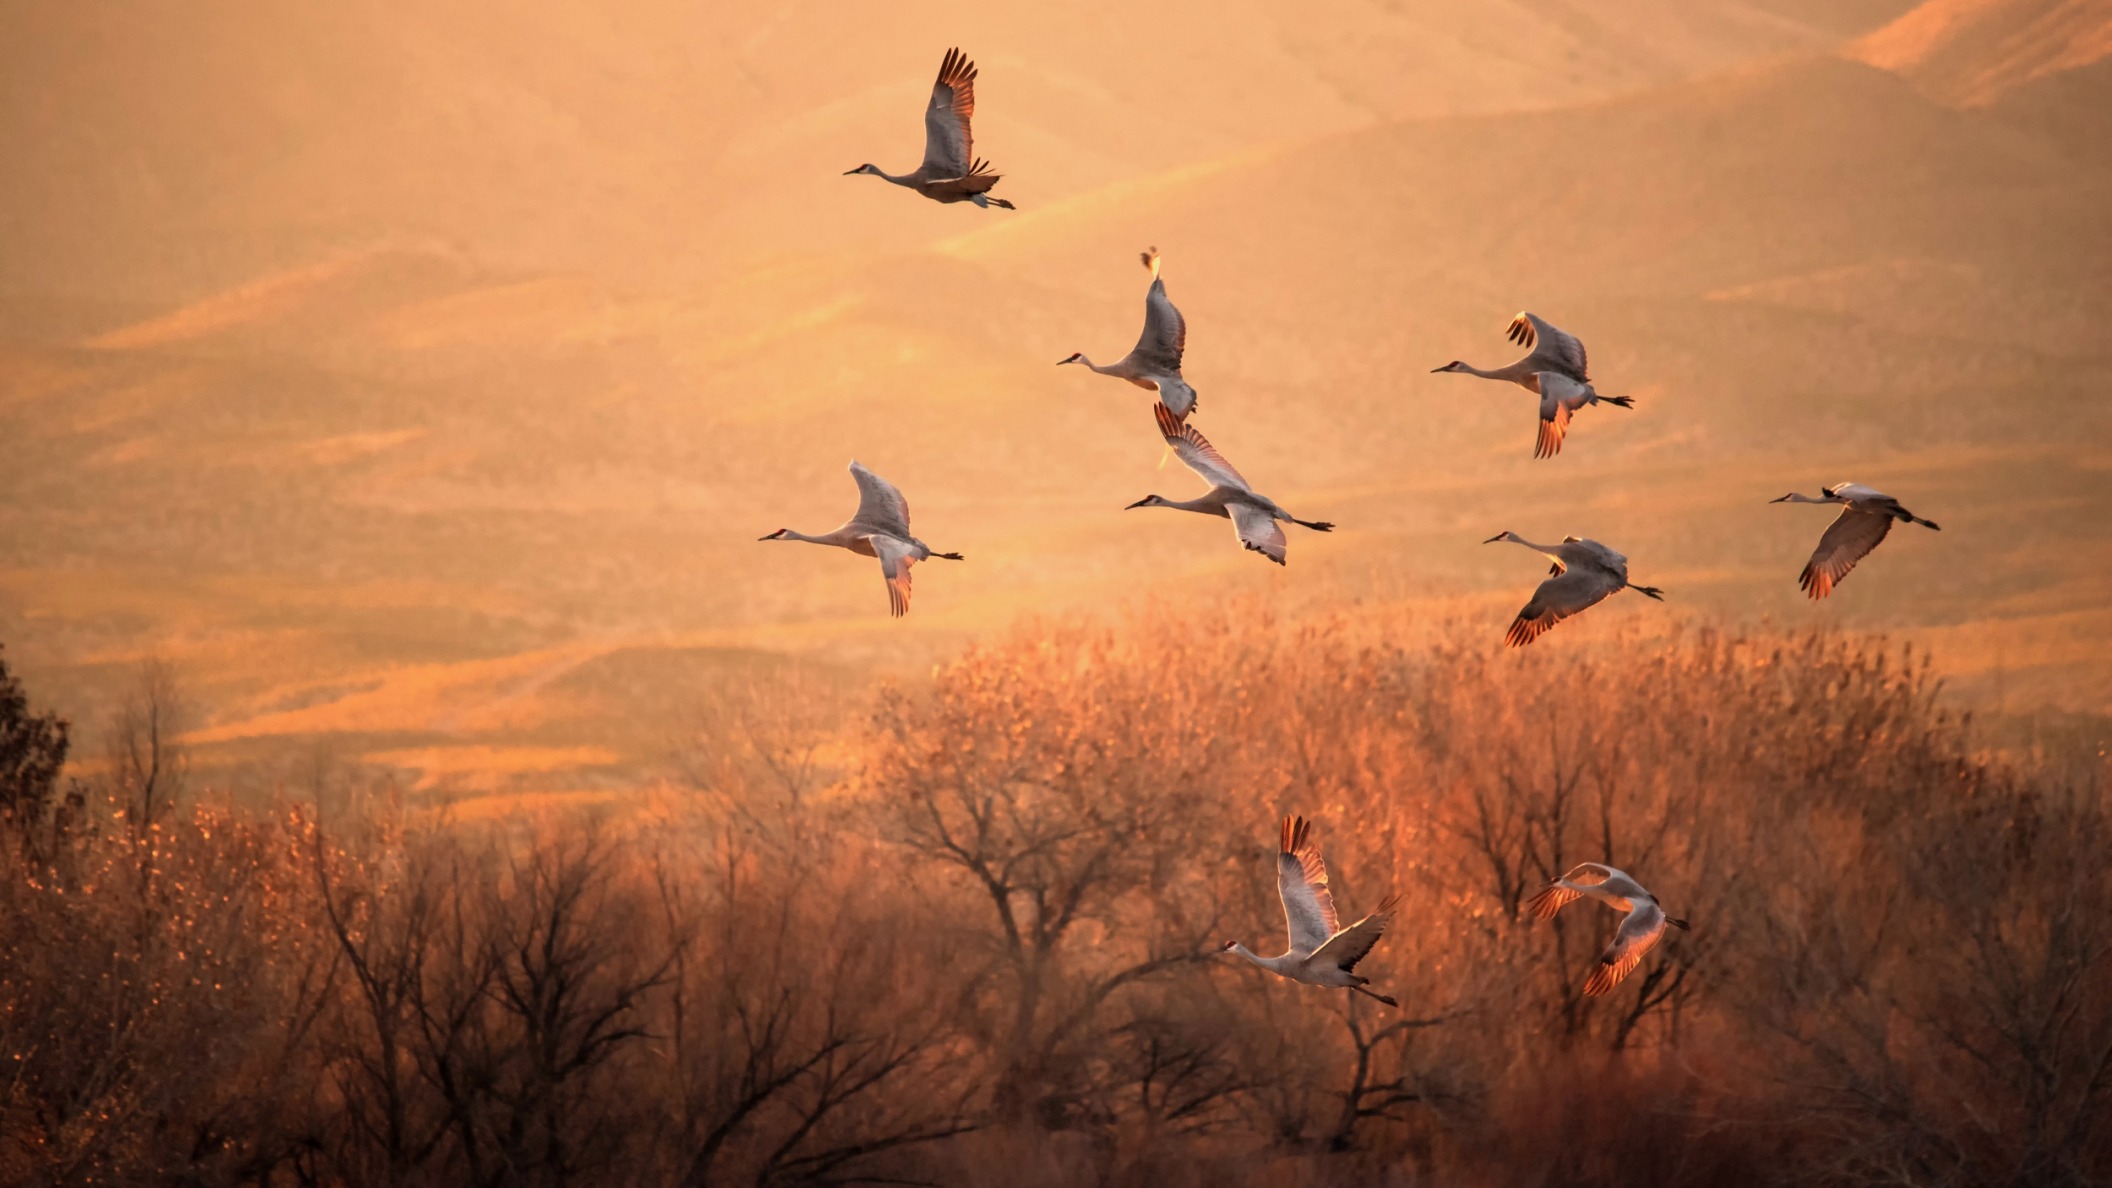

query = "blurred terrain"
[[2, 0, 2108, 800]]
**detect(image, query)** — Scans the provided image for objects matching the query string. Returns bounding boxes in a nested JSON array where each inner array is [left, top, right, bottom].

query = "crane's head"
[[1219, 939, 1241, 953], [1056, 352, 1085, 366], [759, 528, 791, 541], [1431, 360, 1468, 373], [843, 164, 879, 176], [1125, 495, 1166, 510], [1483, 530, 1520, 544]]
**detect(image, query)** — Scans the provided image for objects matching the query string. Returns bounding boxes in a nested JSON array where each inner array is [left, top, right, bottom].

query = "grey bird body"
[[1526, 862, 1690, 996], [1484, 531, 1664, 645], [1771, 482, 1940, 598], [759, 461, 963, 618], [1129, 402, 1332, 564], [1433, 312, 1633, 457], [1222, 816, 1402, 1006], [1060, 248, 1198, 420], [845, 48, 1015, 209]]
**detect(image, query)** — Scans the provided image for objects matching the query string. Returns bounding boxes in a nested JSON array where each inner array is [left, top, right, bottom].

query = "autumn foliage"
[[2, 607, 2107, 1186]]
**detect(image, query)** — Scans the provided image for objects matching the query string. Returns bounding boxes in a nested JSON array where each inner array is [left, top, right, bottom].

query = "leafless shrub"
[[645, 811, 976, 1188], [109, 659, 186, 836]]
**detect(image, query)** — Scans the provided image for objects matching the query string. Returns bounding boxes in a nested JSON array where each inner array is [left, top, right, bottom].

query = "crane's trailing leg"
[[1350, 983, 1398, 1008]]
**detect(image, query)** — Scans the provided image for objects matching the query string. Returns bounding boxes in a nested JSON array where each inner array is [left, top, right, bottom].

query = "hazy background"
[[4, 0, 2109, 803]]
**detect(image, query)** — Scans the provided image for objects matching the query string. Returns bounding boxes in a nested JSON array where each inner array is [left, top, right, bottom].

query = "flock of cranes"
[[779, 47, 1942, 636], [1228, 816, 1687, 1002], [774, 47, 1947, 1002]]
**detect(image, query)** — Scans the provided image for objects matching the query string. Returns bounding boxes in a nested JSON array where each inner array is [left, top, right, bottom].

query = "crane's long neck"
[[1458, 361, 1519, 381], [777, 528, 839, 546], [1075, 354, 1127, 377], [1227, 943, 1270, 969], [1780, 492, 1836, 505], [1500, 535, 1575, 570], [874, 168, 919, 188], [1153, 494, 1229, 516]]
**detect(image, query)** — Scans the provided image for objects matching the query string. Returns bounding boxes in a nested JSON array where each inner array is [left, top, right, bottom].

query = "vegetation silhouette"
[[2, 606, 2105, 1185]]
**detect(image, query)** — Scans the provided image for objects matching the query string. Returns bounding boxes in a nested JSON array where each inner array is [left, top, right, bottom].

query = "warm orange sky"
[[2, 0, 2108, 798]]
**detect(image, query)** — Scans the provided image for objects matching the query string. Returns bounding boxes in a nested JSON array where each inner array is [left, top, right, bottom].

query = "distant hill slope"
[[1984, 54, 2112, 149], [6, 41, 2108, 796], [1849, 0, 2112, 104], [1, 0, 1914, 308]]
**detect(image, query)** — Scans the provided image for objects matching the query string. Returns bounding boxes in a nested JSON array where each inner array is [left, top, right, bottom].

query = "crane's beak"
[[1482, 532, 1508, 544], [1767, 494, 1792, 503], [1124, 497, 1154, 510], [842, 167, 863, 175], [758, 531, 781, 541]]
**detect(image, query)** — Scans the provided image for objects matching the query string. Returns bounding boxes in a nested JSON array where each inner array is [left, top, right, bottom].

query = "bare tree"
[[473, 829, 672, 1186], [865, 634, 1236, 1127], [652, 823, 975, 1188], [685, 662, 849, 817], [1326, 996, 1465, 1151], [109, 658, 185, 835], [311, 825, 456, 1186]]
